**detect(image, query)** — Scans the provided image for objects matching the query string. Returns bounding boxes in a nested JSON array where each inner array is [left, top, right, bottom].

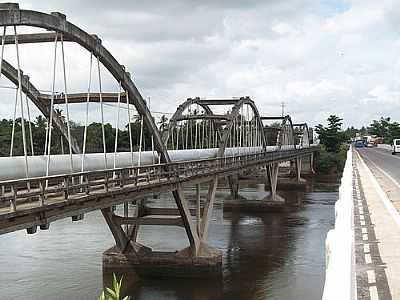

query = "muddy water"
[[0, 177, 338, 300]]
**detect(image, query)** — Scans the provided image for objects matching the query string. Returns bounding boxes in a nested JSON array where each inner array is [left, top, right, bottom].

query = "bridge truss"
[[0, 4, 319, 266]]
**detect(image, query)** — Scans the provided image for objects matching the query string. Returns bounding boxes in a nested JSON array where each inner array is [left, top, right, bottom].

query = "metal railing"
[[0, 147, 318, 214]]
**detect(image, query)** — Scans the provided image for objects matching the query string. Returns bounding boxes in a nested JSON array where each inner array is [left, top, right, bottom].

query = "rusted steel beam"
[[260, 116, 285, 120], [0, 32, 73, 45], [175, 114, 231, 121], [38, 92, 129, 105], [196, 99, 241, 105]]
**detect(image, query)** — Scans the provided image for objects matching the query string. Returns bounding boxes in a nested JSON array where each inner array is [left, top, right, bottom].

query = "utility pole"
[[281, 102, 285, 117]]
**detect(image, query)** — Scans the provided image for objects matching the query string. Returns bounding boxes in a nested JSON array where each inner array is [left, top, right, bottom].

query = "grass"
[[99, 273, 131, 300]]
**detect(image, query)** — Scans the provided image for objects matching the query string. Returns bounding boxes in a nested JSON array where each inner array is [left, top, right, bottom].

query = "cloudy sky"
[[1, 0, 400, 128]]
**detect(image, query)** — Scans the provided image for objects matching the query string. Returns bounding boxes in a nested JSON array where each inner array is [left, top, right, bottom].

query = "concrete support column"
[[267, 163, 283, 202], [172, 185, 201, 256], [196, 184, 201, 235], [296, 157, 302, 183], [101, 207, 133, 253], [127, 198, 145, 243], [227, 175, 239, 199], [200, 176, 218, 241], [310, 152, 316, 174]]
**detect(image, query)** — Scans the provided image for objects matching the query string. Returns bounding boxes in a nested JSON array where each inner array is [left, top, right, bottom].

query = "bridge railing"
[[322, 147, 355, 300], [0, 146, 318, 213]]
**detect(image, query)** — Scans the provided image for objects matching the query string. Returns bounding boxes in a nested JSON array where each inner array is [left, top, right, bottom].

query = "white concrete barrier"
[[377, 144, 392, 151], [322, 148, 356, 300]]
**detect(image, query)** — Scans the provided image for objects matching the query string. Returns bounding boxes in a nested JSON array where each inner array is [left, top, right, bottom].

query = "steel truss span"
[[0, 3, 318, 265]]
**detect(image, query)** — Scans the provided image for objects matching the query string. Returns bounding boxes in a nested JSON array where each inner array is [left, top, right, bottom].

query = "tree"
[[315, 115, 346, 153], [369, 117, 400, 144], [158, 115, 169, 132], [369, 117, 390, 138]]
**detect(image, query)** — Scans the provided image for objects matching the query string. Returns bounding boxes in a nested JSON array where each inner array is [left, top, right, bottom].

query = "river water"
[[0, 177, 338, 300]]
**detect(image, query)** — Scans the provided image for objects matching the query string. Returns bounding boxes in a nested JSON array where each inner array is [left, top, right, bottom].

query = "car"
[[355, 140, 364, 148], [392, 139, 400, 155]]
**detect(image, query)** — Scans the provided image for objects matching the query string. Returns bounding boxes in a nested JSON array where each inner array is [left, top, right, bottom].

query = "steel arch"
[[0, 5, 210, 255], [293, 123, 310, 147], [1, 59, 81, 153], [217, 96, 267, 157], [278, 115, 296, 150], [163, 97, 221, 146], [0, 6, 169, 162]]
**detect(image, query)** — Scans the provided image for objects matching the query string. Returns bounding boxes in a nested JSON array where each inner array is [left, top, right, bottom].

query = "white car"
[[392, 139, 400, 155]]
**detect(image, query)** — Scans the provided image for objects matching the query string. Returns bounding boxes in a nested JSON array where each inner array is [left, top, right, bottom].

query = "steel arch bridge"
[[0, 4, 319, 276]]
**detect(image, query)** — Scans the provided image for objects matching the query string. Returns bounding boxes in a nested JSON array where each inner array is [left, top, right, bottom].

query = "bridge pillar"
[[309, 152, 316, 175], [296, 157, 302, 183], [103, 181, 222, 278], [266, 163, 285, 202], [227, 175, 240, 199], [276, 156, 308, 191]]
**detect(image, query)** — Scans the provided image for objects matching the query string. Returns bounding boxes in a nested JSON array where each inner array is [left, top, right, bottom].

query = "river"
[[0, 177, 338, 300]]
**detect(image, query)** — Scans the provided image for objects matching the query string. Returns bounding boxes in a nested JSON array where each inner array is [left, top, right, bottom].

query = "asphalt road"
[[357, 147, 400, 184]]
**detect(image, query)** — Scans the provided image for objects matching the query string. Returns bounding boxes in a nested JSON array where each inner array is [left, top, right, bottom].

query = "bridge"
[[0, 4, 319, 277]]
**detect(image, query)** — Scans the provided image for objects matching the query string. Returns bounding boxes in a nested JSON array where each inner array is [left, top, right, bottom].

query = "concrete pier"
[[103, 245, 222, 278]]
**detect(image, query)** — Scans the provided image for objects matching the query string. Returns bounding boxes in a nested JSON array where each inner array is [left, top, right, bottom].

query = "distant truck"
[[362, 135, 382, 147], [392, 139, 400, 155]]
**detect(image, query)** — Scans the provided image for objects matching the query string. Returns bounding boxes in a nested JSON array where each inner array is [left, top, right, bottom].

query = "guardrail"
[[322, 148, 355, 300], [0, 147, 318, 214]]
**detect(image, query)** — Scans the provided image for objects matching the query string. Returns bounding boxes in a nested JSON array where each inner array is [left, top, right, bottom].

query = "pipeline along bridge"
[[0, 4, 319, 276]]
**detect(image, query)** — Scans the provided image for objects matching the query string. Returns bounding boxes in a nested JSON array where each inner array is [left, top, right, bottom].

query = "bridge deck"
[[0, 147, 318, 235]]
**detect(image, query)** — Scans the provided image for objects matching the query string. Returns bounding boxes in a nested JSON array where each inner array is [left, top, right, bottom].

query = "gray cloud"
[[0, 0, 398, 130]]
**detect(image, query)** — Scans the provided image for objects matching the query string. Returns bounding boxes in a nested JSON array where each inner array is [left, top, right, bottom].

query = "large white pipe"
[[0, 145, 312, 181], [0, 147, 268, 181]]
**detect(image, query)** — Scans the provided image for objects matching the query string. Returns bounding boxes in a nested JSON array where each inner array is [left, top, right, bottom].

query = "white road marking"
[[362, 227, 368, 234], [369, 286, 379, 300], [361, 220, 366, 226], [365, 253, 372, 264], [364, 244, 370, 253], [363, 233, 369, 241], [367, 269, 376, 284]]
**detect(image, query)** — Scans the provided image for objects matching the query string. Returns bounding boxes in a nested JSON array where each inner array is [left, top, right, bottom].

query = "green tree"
[[158, 115, 169, 132], [315, 115, 346, 153], [369, 117, 391, 139]]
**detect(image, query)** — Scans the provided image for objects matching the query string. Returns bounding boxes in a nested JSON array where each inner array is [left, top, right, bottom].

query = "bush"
[[316, 144, 348, 174]]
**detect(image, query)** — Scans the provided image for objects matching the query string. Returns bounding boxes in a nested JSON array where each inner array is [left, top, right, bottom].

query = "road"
[[357, 147, 400, 186], [357, 146, 400, 215]]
